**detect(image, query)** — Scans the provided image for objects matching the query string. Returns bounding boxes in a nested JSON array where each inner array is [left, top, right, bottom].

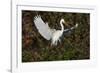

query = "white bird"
[[34, 15, 78, 46], [51, 19, 64, 45]]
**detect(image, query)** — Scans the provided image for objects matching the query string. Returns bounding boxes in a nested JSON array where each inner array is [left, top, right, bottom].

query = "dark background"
[[22, 10, 90, 62]]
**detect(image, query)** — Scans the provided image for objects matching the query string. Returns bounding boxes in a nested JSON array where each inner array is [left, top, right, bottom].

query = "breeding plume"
[[34, 15, 78, 45]]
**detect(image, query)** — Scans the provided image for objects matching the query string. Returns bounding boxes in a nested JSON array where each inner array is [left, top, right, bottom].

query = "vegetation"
[[22, 10, 90, 62]]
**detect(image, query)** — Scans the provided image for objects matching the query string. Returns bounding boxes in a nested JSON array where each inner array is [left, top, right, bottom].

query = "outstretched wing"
[[34, 15, 52, 40], [63, 23, 78, 36], [64, 23, 78, 32]]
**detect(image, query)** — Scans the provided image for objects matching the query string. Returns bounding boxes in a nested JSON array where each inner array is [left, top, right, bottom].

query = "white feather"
[[34, 15, 78, 46], [34, 16, 52, 40]]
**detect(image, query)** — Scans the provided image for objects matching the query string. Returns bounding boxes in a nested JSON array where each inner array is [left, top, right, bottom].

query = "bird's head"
[[60, 18, 67, 25], [60, 19, 65, 23]]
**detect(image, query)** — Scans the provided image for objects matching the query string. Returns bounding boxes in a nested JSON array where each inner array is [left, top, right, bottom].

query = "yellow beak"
[[63, 21, 68, 26]]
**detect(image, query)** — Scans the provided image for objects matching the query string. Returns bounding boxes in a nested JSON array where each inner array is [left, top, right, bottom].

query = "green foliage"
[[22, 50, 33, 62], [22, 10, 90, 62]]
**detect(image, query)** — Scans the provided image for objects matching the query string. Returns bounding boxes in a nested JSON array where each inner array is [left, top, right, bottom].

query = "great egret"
[[51, 19, 65, 45], [34, 15, 78, 46]]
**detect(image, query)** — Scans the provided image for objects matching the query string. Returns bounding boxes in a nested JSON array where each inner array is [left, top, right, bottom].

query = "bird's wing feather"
[[63, 23, 78, 37], [64, 23, 78, 32], [34, 15, 52, 40], [64, 29, 70, 32]]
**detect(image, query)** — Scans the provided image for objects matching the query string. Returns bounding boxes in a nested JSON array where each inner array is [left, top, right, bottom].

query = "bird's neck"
[[60, 21, 64, 32]]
